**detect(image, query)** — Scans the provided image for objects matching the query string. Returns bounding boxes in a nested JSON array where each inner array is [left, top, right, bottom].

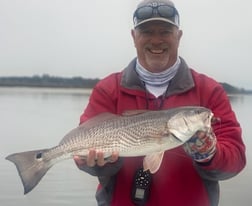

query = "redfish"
[[6, 106, 213, 194]]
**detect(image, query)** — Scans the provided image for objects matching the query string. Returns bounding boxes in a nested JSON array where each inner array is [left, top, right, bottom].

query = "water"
[[0, 87, 251, 206], [0, 87, 97, 206]]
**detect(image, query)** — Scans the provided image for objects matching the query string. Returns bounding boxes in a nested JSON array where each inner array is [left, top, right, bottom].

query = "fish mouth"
[[211, 116, 221, 124]]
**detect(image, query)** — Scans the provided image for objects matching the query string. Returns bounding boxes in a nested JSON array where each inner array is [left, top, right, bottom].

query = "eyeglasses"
[[133, 5, 178, 21]]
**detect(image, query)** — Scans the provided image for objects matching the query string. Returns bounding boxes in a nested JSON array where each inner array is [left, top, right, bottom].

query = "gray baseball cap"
[[133, 0, 180, 28]]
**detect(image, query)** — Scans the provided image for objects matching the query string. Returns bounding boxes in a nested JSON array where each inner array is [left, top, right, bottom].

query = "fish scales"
[[49, 117, 163, 159], [75, 113, 166, 155], [5, 106, 213, 194], [59, 112, 166, 156]]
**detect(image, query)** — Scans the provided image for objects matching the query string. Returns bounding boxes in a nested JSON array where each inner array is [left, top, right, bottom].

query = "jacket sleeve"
[[78, 74, 123, 177], [195, 83, 246, 181], [80, 74, 119, 123]]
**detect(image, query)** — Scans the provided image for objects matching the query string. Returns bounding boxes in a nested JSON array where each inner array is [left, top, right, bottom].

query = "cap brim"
[[134, 17, 179, 28]]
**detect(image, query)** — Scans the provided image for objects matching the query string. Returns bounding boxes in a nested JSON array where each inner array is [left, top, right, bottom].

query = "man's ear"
[[131, 29, 137, 47], [177, 29, 183, 40]]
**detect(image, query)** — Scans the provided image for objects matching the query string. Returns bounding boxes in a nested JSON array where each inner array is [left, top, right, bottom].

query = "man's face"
[[131, 21, 182, 73]]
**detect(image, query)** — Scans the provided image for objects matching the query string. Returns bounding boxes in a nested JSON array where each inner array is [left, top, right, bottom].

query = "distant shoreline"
[[0, 75, 99, 89], [0, 75, 251, 95]]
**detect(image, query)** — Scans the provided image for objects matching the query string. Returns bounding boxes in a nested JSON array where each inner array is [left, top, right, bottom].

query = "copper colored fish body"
[[6, 106, 213, 194]]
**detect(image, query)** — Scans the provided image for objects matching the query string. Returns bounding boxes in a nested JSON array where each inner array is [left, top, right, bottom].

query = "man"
[[74, 0, 246, 205]]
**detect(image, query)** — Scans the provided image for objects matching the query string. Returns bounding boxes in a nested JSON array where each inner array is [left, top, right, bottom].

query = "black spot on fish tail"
[[36, 152, 42, 159], [5, 149, 52, 194]]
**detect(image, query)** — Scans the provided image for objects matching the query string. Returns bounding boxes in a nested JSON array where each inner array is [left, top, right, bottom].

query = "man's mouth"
[[148, 49, 166, 54]]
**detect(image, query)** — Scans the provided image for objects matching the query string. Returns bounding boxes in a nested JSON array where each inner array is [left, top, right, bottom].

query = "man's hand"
[[184, 128, 217, 163], [74, 149, 119, 169]]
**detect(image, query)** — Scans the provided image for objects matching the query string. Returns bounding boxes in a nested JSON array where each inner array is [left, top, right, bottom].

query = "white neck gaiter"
[[135, 58, 181, 97]]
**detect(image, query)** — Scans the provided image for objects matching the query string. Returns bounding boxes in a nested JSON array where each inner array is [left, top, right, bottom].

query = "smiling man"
[[74, 0, 246, 206], [132, 21, 182, 73]]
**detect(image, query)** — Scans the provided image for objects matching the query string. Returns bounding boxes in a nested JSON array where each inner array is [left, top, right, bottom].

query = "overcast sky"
[[1, 0, 252, 89]]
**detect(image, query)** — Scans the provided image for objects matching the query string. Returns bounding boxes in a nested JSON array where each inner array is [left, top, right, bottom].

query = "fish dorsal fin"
[[59, 112, 119, 144], [81, 113, 119, 127], [143, 152, 164, 174], [122, 110, 149, 116]]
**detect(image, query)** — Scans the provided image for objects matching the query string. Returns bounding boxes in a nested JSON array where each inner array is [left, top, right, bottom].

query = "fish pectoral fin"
[[143, 152, 164, 174]]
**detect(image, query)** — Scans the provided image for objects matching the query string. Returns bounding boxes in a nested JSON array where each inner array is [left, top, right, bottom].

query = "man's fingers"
[[97, 151, 119, 166], [74, 155, 87, 168], [86, 149, 97, 167], [74, 149, 119, 167], [109, 151, 119, 163], [96, 151, 106, 166]]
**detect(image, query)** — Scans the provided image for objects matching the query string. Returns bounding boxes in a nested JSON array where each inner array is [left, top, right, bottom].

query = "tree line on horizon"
[[0, 74, 99, 89], [0, 74, 251, 94]]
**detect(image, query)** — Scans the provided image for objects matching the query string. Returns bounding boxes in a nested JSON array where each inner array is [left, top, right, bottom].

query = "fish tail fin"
[[6, 149, 52, 194]]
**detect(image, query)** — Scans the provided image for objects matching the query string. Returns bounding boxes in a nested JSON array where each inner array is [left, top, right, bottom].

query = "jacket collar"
[[121, 57, 195, 96]]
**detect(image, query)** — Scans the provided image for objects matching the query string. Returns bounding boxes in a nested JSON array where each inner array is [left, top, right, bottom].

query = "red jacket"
[[80, 58, 246, 206]]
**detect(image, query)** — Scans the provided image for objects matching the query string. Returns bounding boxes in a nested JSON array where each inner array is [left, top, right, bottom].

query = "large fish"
[[6, 106, 214, 194]]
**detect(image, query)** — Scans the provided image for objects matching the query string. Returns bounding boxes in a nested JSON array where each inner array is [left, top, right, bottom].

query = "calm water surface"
[[0, 87, 251, 206]]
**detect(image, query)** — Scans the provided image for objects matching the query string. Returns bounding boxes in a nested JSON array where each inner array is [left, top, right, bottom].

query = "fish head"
[[167, 107, 213, 142]]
